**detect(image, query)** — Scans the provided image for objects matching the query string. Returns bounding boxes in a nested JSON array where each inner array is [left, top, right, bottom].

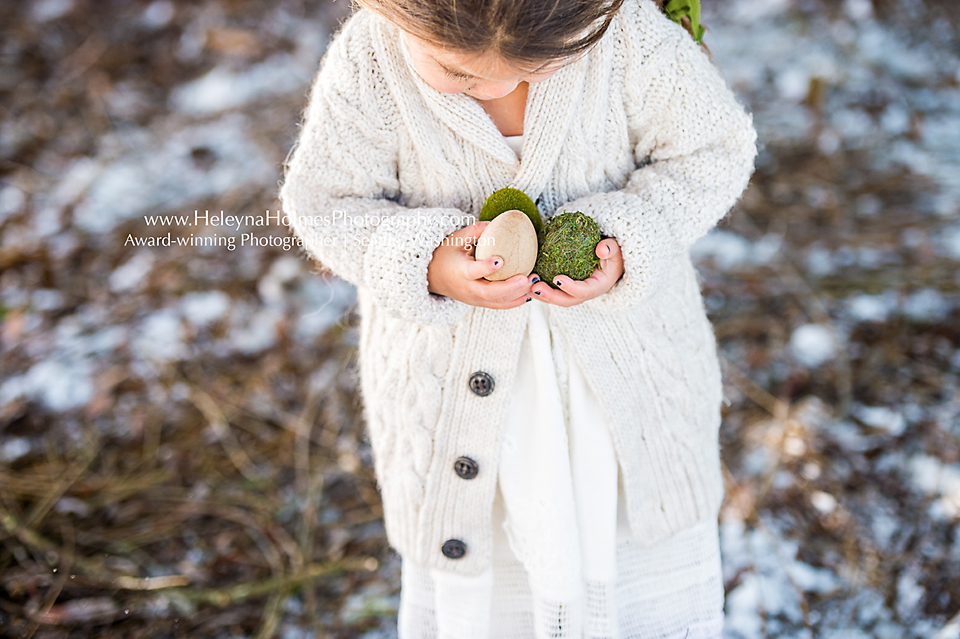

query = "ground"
[[0, 0, 959, 637]]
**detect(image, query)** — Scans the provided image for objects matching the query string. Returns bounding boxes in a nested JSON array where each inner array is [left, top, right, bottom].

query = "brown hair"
[[355, 0, 627, 65]]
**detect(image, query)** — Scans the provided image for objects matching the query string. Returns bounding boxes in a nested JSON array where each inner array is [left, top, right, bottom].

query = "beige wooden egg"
[[474, 209, 538, 281]]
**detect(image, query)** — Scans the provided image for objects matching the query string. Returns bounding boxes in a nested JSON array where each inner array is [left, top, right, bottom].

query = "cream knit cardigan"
[[281, 0, 757, 576]]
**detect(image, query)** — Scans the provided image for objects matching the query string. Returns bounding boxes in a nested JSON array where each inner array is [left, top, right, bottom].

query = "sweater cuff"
[[362, 209, 473, 325], [554, 191, 677, 313]]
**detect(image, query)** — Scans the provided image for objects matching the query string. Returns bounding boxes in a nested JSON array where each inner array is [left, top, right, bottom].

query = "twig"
[[1, 499, 375, 609], [188, 386, 266, 485], [23, 440, 101, 530], [255, 590, 285, 639], [293, 387, 324, 636], [721, 356, 789, 419], [23, 521, 75, 639], [733, 210, 854, 418], [163, 558, 375, 606]]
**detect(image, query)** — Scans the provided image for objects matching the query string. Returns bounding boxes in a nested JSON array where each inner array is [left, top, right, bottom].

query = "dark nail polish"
[[534, 291, 541, 296], [532, 277, 540, 283], [526, 297, 532, 303], [554, 280, 562, 287], [493, 260, 501, 267]]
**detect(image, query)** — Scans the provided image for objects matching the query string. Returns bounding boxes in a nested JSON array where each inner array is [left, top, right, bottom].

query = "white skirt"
[[397, 303, 725, 639]]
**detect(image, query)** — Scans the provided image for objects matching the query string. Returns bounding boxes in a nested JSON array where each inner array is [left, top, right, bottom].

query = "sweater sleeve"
[[563, 1, 757, 312], [280, 14, 470, 326]]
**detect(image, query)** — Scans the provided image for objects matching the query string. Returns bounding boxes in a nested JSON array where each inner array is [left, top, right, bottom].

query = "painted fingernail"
[[493, 259, 501, 267], [606, 244, 612, 256], [554, 280, 562, 287], [526, 297, 532, 303], [532, 276, 540, 283], [534, 291, 541, 296]]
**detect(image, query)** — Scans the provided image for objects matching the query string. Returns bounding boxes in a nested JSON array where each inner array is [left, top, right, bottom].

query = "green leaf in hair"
[[663, 0, 705, 44]]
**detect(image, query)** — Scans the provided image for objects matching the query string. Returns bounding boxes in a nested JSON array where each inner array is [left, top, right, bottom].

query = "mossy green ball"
[[479, 187, 542, 237], [533, 211, 601, 288]]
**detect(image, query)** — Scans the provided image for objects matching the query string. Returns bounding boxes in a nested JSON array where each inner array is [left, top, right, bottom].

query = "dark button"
[[454, 456, 479, 480], [441, 539, 466, 559], [468, 371, 494, 396]]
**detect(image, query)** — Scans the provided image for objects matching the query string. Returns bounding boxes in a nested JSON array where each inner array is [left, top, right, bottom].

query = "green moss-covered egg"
[[479, 187, 542, 237], [533, 211, 602, 288]]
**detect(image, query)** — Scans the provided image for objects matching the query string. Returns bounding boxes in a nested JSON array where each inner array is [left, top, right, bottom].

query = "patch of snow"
[[938, 225, 960, 260], [728, 0, 791, 23], [828, 420, 879, 452], [902, 288, 950, 323], [896, 568, 924, 618], [171, 54, 312, 115], [776, 67, 811, 103], [4, 358, 96, 412], [805, 245, 834, 277], [937, 616, 960, 639], [817, 129, 841, 156], [140, 1, 175, 29], [0, 437, 32, 462], [53, 323, 127, 360], [32, 288, 64, 311], [225, 305, 283, 355], [789, 324, 836, 368], [909, 454, 945, 495], [691, 230, 752, 270], [908, 456, 960, 520], [854, 193, 882, 218], [721, 521, 813, 638], [133, 308, 186, 363], [845, 292, 895, 323], [831, 109, 874, 144], [109, 252, 155, 293], [811, 491, 837, 514], [870, 507, 900, 550], [258, 255, 305, 307], [853, 405, 907, 436], [843, 0, 873, 21], [54, 496, 91, 517], [30, 0, 73, 22], [751, 234, 782, 265], [296, 278, 356, 340], [72, 114, 274, 234], [880, 104, 911, 137], [180, 291, 231, 327], [0, 184, 26, 224]]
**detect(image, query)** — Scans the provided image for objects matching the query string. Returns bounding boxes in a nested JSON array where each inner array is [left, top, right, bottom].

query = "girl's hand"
[[428, 222, 535, 309], [530, 238, 624, 307]]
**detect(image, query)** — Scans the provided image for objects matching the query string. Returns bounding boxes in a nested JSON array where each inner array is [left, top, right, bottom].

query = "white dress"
[[396, 136, 726, 639]]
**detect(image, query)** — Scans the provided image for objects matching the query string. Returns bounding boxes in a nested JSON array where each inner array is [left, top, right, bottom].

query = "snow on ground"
[[1, 0, 958, 635]]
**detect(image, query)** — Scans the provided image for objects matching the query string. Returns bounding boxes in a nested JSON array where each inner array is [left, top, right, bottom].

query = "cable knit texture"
[[281, 0, 757, 576]]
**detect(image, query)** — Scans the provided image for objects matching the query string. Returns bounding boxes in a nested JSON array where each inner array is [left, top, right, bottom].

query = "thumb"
[[465, 255, 504, 280], [454, 221, 489, 244]]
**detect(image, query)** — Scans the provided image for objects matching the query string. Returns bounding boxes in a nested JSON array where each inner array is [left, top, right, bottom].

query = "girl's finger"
[[469, 273, 531, 302], [463, 255, 505, 281], [596, 239, 624, 274], [531, 279, 578, 307], [595, 238, 618, 260], [487, 294, 533, 309]]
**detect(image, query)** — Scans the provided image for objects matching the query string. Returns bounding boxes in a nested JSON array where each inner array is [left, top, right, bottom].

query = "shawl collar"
[[372, 14, 588, 203]]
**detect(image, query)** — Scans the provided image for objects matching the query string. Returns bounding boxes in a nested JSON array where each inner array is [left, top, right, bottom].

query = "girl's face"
[[402, 32, 565, 100]]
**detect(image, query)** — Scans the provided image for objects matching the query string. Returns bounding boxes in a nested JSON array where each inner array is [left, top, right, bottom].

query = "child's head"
[[357, 0, 626, 82]]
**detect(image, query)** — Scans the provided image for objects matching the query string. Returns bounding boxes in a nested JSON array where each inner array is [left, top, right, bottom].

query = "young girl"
[[281, 0, 756, 636]]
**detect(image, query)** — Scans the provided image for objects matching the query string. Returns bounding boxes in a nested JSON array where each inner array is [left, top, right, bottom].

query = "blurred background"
[[0, 0, 958, 637]]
